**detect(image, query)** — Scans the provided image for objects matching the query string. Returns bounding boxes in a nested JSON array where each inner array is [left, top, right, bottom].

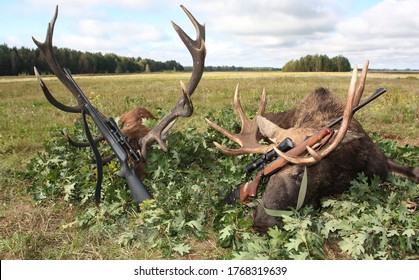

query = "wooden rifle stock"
[[263, 127, 331, 176], [239, 127, 332, 202], [240, 170, 263, 202]]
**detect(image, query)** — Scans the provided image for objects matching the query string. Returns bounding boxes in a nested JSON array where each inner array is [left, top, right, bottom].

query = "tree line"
[[1, 43, 354, 75], [282, 54, 351, 72], [0, 44, 184, 76]]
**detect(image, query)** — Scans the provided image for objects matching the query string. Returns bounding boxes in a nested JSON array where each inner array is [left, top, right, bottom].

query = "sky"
[[1, 0, 418, 69]]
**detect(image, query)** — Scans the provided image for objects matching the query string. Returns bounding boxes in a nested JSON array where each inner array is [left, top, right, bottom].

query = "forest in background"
[[0, 44, 184, 76], [1, 43, 361, 75], [281, 54, 351, 72]]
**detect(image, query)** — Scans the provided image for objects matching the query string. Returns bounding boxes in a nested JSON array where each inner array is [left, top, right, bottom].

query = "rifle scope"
[[244, 137, 294, 174]]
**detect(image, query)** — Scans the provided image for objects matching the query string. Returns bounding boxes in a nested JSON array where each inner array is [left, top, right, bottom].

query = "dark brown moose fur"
[[253, 87, 418, 233]]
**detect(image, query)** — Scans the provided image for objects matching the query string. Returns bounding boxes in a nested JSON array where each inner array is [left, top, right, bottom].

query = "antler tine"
[[139, 5, 206, 159], [213, 142, 269, 156], [352, 60, 369, 107], [274, 61, 369, 165], [233, 84, 266, 124], [32, 5, 85, 112], [63, 130, 105, 148], [172, 5, 206, 96], [234, 84, 247, 125], [34, 67, 82, 113], [205, 84, 271, 156], [257, 87, 267, 116], [205, 116, 240, 144]]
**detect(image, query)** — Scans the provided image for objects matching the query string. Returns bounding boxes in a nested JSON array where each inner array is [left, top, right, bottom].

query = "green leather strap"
[[247, 167, 308, 217]]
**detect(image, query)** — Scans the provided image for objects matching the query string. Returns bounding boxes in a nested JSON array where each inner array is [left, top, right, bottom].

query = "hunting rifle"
[[35, 68, 152, 205], [239, 87, 387, 202]]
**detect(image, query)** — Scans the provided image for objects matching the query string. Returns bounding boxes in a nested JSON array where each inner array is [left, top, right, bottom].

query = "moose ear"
[[342, 131, 365, 144], [256, 115, 286, 143]]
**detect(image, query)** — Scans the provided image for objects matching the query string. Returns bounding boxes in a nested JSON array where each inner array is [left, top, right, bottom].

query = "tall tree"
[[0, 44, 11, 75]]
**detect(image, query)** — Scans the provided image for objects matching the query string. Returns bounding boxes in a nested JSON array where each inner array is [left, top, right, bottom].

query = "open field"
[[0, 71, 418, 259], [1, 71, 418, 147]]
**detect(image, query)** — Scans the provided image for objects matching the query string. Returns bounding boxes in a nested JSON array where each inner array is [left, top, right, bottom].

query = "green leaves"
[[373, 132, 419, 166], [24, 109, 418, 259], [172, 243, 191, 256], [225, 170, 418, 260], [318, 174, 419, 259], [338, 234, 367, 258]]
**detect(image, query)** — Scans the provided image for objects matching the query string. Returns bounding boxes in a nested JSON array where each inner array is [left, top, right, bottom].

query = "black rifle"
[[244, 137, 294, 174], [66, 69, 151, 204], [46, 68, 152, 205]]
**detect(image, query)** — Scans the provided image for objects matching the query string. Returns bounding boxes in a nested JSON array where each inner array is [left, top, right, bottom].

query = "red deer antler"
[[138, 5, 206, 159], [205, 84, 269, 155], [32, 6, 93, 114], [32, 6, 110, 152], [33, 5, 206, 161]]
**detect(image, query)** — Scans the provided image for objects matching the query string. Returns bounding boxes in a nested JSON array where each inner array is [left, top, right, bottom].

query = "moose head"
[[206, 62, 419, 233]]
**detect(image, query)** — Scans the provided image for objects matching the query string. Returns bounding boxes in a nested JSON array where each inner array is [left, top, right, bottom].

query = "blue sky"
[[1, 0, 418, 69]]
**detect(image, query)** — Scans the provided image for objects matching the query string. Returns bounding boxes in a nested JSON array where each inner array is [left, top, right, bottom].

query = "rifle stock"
[[240, 170, 263, 202], [263, 127, 331, 176]]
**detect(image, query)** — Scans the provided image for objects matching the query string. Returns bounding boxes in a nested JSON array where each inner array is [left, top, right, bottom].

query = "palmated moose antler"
[[205, 84, 268, 155], [32, 5, 206, 161], [207, 61, 369, 165], [205, 84, 313, 155]]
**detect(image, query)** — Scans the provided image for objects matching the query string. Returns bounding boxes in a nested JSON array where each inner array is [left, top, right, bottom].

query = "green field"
[[0, 71, 418, 259]]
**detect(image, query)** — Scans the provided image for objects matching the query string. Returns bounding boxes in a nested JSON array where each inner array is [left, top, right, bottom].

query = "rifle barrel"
[[328, 87, 386, 128]]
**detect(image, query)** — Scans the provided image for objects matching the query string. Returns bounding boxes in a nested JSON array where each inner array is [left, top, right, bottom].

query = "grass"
[[0, 71, 418, 259]]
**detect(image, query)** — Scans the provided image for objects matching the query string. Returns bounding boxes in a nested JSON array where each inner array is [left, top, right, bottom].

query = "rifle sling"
[[247, 167, 308, 217], [81, 109, 103, 205]]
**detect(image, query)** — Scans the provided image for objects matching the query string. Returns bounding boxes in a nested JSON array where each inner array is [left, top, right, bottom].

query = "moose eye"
[[291, 168, 305, 181]]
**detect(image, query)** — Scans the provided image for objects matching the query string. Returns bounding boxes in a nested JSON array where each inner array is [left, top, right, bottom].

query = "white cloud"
[[82, 21, 164, 42], [195, 0, 341, 37], [332, 0, 419, 68], [4, 0, 419, 69], [190, 0, 419, 68], [338, 0, 419, 39], [181, 0, 345, 66], [24, 0, 155, 13]]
